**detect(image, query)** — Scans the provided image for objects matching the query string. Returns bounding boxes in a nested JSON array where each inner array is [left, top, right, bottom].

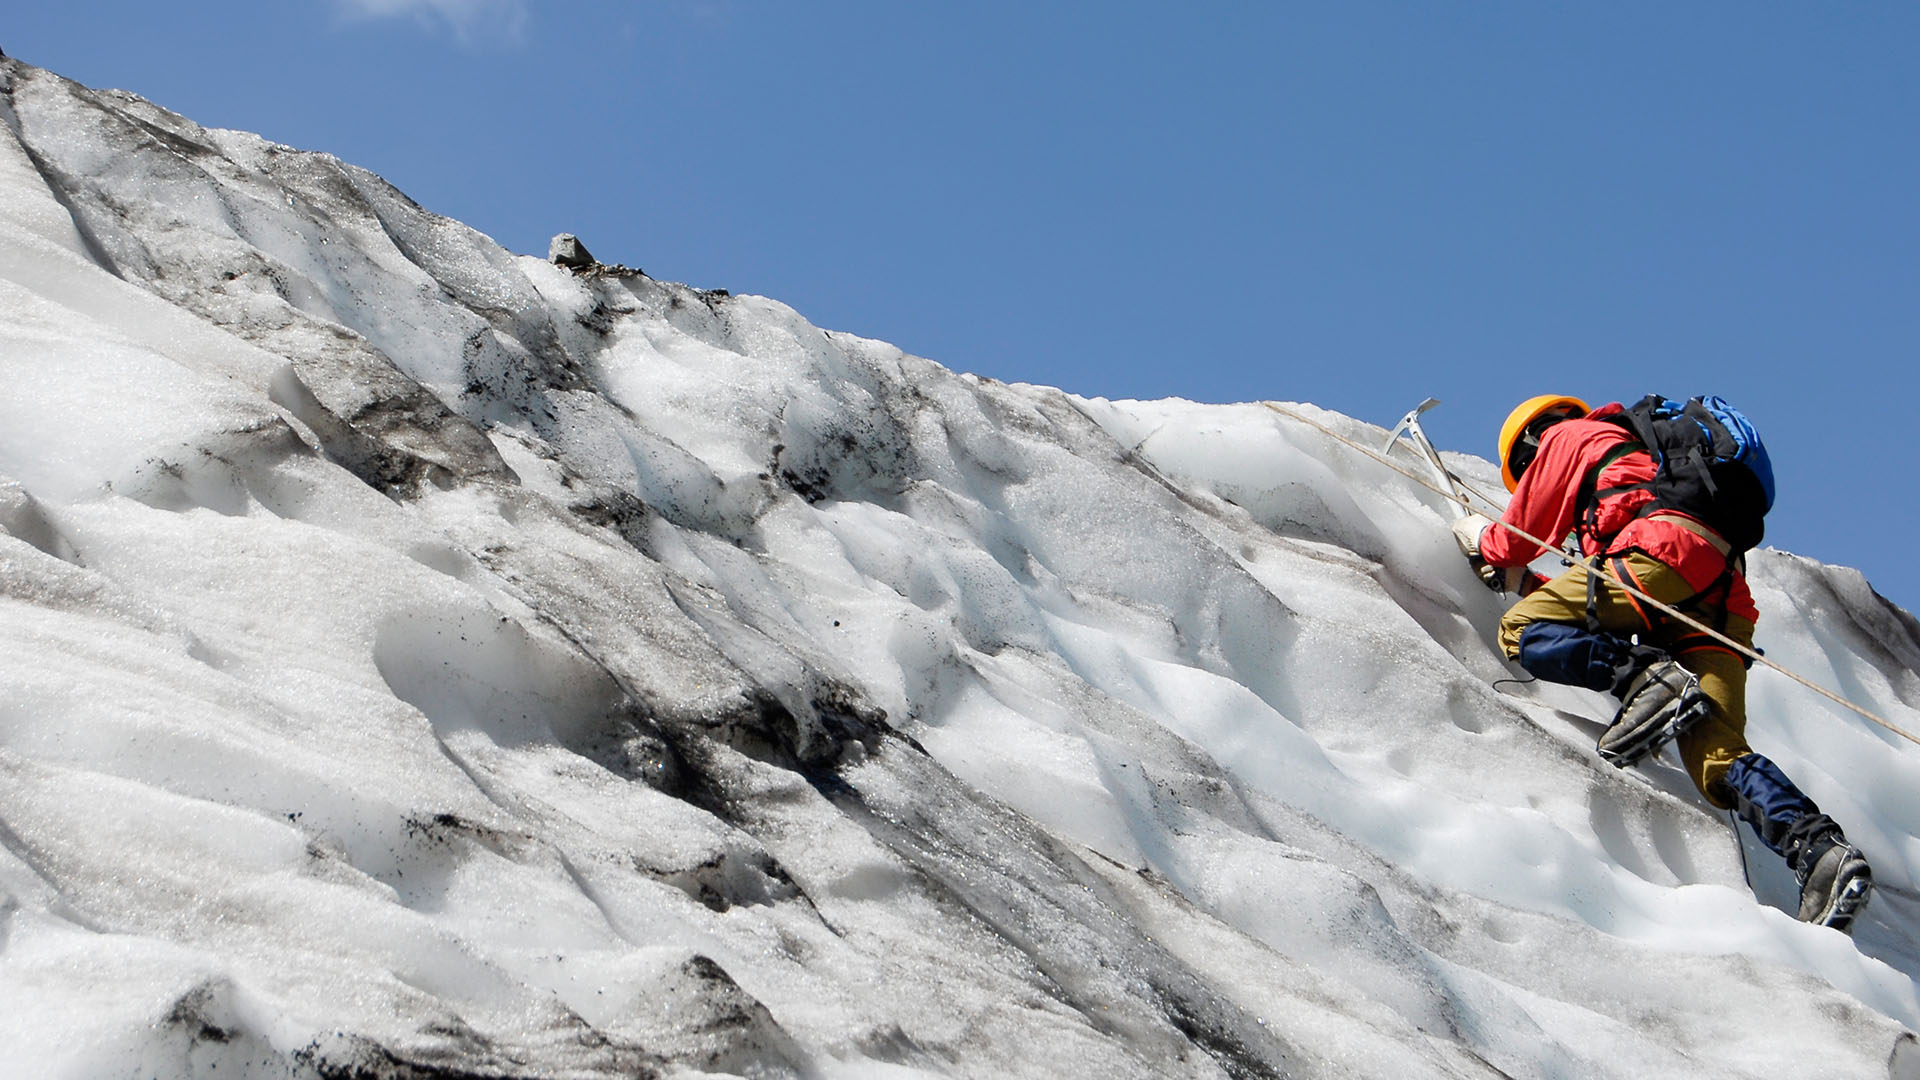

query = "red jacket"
[[1480, 409, 1758, 622]]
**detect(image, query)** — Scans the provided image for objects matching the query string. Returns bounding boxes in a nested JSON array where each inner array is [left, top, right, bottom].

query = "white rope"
[[1259, 400, 1920, 748]]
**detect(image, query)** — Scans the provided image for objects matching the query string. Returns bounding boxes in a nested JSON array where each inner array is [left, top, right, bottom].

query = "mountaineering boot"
[[1786, 815, 1874, 933], [1722, 757, 1875, 933], [1596, 657, 1709, 767]]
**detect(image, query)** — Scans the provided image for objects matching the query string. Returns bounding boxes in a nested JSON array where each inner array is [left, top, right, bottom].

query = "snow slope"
[[3, 56, 1920, 1078]]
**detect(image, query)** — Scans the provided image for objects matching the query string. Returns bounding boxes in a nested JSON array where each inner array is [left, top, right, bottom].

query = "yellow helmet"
[[1498, 395, 1590, 492]]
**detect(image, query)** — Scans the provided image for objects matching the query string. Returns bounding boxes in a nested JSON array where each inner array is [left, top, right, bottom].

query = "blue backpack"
[[1599, 394, 1775, 554]]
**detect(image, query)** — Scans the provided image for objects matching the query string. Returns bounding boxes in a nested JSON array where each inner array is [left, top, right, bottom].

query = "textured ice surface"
[[2, 56, 1919, 1079]]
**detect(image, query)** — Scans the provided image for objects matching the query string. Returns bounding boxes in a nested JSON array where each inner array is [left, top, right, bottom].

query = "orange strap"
[[1645, 511, 1733, 558]]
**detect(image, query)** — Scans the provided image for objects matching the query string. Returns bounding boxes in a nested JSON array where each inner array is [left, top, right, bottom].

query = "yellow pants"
[[1497, 552, 1755, 808]]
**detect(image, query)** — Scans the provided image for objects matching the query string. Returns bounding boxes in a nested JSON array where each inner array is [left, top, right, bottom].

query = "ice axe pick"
[[1383, 398, 1472, 510]]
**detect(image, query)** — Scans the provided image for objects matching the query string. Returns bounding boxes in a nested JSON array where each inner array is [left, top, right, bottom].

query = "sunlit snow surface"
[[2, 57, 1920, 1078]]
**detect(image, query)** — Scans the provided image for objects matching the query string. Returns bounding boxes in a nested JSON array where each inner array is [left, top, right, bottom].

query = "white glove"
[[1451, 513, 1493, 559], [1452, 513, 1524, 593]]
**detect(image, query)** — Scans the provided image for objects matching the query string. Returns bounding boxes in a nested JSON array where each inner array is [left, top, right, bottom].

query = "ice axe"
[[1382, 398, 1472, 510]]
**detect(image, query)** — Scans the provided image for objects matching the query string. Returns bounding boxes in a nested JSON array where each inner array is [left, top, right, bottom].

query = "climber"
[[1451, 394, 1873, 932]]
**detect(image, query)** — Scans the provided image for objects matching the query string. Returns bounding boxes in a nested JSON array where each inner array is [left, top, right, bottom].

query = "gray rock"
[[549, 232, 595, 270]]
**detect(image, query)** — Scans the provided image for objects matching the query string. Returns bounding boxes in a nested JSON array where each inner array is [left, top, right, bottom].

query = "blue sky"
[[10, 3, 1919, 612]]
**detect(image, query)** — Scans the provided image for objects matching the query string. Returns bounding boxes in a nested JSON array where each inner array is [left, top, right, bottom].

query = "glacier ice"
[[2, 55, 1920, 1079]]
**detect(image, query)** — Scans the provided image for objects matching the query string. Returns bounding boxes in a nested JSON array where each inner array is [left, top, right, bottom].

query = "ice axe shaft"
[[1383, 398, 1472, 509]]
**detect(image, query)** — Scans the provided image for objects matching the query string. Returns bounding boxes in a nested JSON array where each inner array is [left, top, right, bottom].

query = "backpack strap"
[[1686, 446, 1719, 497], [1645, 511, 1732, 558], [1641, 511, 1738, 632], [1575, 439, 1650, 551]]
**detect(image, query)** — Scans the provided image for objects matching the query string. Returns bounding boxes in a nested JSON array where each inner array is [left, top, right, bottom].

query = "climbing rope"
[[1259, 400, 1920, 749]]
